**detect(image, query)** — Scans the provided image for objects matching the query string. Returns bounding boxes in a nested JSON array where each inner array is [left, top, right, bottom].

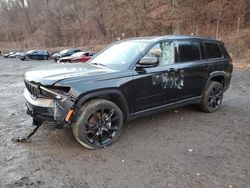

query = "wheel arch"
[[210, 75, 225, 88], [76, 89, 129, 121], [203, 71, 226, 93]]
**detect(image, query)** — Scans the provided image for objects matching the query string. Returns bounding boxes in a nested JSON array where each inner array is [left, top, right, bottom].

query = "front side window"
[[204, 42, 222, 59], [145, 41, 175, 65], [177, 42, 201, 62], [38, 51, 46, 54]]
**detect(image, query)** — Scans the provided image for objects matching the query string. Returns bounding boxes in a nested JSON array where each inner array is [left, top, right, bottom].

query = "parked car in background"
[[51, 48, 82, 62], [58, 51, 95, 63], [9, 52, 23, 58], [3, 52, 15, 58], [20, 50, 49, 61], [49, 51, 59, 59]]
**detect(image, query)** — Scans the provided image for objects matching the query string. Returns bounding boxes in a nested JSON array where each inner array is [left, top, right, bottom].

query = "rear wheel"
[[73, 99, 123, 149], [200, 81, 223, 113]]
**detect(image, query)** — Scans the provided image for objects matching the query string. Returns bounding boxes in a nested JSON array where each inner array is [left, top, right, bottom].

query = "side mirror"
[[135, 56, 159, 69]]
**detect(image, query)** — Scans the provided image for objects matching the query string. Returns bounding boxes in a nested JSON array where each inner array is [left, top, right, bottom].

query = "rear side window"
[[177, 42, 200, 62], [204, 43, 222, 59]]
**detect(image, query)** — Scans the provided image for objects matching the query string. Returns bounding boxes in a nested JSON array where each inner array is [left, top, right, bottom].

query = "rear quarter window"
[[219, 44, 231, 59], [204, 42, 222, 59]]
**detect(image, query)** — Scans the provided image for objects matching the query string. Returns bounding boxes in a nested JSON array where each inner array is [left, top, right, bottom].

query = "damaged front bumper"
[[24, 89, 74, 125]]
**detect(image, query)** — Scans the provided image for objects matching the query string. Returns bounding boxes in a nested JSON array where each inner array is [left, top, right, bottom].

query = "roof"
[[124, 35, 222, 43]]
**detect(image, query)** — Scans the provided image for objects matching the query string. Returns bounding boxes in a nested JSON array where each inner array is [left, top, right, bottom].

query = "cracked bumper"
[[24, 89, 74, 124]]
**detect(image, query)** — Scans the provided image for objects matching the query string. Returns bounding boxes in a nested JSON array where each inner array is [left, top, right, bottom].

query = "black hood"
[[24, 63, 117, 86]]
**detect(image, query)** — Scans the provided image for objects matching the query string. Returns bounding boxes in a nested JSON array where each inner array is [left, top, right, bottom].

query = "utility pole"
[[46, 0, 49, 48], [195, 25, 198, 35], [216, 19, 219, 39], [237, 17, 241, 53], [237, 17, 241, 37]]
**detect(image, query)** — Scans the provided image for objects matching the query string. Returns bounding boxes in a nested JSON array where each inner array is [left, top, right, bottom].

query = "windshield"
[[60, 49, 69, 54], [27, 50, 34, 54], [89, 40, 150, 69], [71, 52, 85, 57]]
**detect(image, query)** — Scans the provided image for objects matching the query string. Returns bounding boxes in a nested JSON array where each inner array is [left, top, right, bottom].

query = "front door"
[[130, 41, 185, 113]]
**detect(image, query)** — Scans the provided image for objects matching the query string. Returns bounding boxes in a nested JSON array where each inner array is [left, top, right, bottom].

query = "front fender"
[[76, 89, 129, 120]]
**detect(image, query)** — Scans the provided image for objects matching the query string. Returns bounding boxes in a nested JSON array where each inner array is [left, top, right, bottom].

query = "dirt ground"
[[0, 57, 249, 188]]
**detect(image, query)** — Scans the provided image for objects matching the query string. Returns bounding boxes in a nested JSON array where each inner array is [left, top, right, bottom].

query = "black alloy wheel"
[[73, 99, 123, 149], [200, 81, 224, 113], [84, 108, 119, 146], [207, 85, 223, 112]]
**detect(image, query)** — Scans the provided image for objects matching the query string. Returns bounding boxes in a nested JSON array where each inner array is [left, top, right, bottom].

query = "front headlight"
[[40, 86, 70, 100]]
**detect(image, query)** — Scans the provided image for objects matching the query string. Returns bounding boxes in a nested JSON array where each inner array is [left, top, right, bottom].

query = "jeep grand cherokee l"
[[23, 35, 233, 149]]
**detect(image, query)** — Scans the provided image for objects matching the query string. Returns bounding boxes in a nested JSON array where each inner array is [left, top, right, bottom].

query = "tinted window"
[[204, 43, 222, 59], [178, 42, 200, 62]]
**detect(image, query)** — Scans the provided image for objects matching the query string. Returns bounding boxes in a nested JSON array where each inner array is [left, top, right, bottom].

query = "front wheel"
[[200, 81, 224, 113], [20, 57, 26, 61], [73, 99, 123, 149]]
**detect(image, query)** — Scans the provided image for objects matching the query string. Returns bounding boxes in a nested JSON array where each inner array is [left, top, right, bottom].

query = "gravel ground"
[[0, 57, 249, 188]]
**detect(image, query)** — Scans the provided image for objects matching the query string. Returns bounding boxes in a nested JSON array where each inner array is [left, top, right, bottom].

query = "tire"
[[73, 99, 123, 149], [200, 81, 223, 113]]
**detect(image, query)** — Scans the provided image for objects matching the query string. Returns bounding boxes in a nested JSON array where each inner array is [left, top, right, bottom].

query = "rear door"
[[175, 40, 208, 99], [203, 41, 225, 72]]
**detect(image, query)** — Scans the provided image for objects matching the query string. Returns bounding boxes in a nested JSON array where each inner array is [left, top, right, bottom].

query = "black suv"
[[23, 35, 233, 149]]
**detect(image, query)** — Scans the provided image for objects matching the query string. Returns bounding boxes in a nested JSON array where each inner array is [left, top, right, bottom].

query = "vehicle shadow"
[[22, 105, 200, 150]]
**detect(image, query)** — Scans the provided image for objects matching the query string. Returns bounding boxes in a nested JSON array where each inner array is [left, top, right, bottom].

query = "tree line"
[[0, 0, 248, 49]]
